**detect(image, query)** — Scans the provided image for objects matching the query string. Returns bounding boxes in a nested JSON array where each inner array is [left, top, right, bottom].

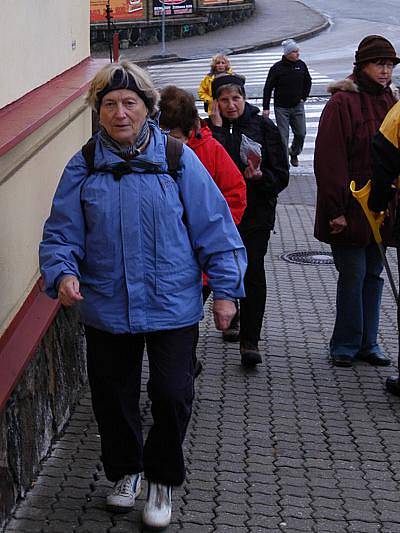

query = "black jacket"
[[207, 103, 289, 233], [369, 130, 400, 212], [263, 56, 312, 110], [368, 125, 400, 244]]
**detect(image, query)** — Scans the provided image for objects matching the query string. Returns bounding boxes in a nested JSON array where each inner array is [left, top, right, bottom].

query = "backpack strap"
[[81, 137, 97, 176], [166, 135, 186, 226], [81, 134, 183, 180], [166, 135, 183, 181]]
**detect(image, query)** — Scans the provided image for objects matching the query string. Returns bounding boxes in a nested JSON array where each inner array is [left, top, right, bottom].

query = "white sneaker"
[[142, 482, 172, 529], [106, 473, 141, 512]]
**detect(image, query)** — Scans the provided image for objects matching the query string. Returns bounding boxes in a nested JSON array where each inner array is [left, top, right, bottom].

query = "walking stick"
[[350, 179, 399, 304]]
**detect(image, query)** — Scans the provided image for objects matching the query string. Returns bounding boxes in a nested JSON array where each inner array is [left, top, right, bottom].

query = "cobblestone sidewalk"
[[5, 176, 400, 533]]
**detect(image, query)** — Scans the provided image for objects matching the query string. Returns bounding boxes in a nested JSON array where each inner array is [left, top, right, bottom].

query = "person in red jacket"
[[159, 85, 247, 368], [159, 85, 247, 226]]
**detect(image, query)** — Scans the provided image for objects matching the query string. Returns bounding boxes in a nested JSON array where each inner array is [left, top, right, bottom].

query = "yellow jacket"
[[378, 99, 400, 149], [198, 68, 233, 112]]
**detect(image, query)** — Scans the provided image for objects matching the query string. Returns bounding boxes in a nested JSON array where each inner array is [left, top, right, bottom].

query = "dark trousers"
[[240, 228, 271, 345], [330, 243, 383, 358], [85, 324, 198, 486], [397, 248, 400, 374], [202, 285, 212, 303]]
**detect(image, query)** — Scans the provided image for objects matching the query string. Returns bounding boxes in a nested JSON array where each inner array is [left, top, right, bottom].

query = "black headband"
[[211, 74, 246, 98], [96, 70, 152, 111]]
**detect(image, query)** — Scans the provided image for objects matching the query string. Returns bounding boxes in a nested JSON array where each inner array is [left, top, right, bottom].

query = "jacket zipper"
[[233, 249, 241, 289]]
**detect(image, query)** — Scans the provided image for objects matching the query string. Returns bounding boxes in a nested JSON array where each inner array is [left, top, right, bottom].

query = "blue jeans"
[[274, 102, 306, 158], [330, 243, 384, 358]]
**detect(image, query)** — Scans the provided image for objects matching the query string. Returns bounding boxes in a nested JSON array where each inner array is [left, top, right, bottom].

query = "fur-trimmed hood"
[[392, 83, 399, 100], [327, 77, 399, 100], [327, 78, 359, 94]]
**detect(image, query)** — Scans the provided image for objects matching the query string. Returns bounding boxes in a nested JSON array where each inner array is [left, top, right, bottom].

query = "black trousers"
[[397, 248, 400, 374], [85, 324, 198, 486], [239, 228, 271, 345]]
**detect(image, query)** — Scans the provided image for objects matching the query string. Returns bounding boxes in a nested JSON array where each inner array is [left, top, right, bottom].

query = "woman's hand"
[[329, 215, 348, 234], [243, 160, 263, 180], [58, 275, 84, 306], [213, 299, 237, 331], [210, 100, 223, 127]]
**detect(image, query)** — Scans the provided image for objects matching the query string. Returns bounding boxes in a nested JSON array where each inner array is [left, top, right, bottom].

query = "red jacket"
[[188, 120, 247, 225], [314, 73, 397, 246]]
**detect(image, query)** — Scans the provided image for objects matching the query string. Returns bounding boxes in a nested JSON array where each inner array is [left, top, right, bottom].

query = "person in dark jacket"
[[159, 85, 247, 228], [369, 100, 400, 395], [314, 35, 399, 368], [39, 61, 247, 530], [208, 74, 289, 367], [262, 39, 312, 167], [158, 85, 247, 373]]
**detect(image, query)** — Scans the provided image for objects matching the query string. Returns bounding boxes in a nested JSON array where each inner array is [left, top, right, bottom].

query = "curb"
[[135, 4, 330, 66], [228, 18, 330, 56]]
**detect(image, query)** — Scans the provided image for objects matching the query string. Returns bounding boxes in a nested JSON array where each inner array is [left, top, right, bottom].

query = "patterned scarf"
[[99, 119, 151, 160]]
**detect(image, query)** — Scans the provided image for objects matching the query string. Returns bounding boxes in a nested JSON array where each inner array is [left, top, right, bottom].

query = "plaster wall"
[[0, 1, 90, 108], [0, 101, 92, 335]]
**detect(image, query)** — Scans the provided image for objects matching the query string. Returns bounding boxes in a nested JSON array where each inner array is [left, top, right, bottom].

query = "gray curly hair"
[[86, 60, 159, 117]]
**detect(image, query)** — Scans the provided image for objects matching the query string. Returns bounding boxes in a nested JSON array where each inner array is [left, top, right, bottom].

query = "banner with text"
[[153, 0, 193, 16], [200, 0, 243, 4], [90, 0, 144, 22]]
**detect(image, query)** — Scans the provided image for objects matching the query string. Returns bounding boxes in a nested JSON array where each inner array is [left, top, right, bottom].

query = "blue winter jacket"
[[39, 124, 247, 334]]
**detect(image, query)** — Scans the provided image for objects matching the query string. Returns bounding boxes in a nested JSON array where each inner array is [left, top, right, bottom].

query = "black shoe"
[[357, 352, 391, 366], [240, 342, 262, 367], [331, 354, 353, 367], [222, 310, 240, 342], [290, 153, 299, 167], [194, 359, 203, 379], [386, 376, 400, 396]]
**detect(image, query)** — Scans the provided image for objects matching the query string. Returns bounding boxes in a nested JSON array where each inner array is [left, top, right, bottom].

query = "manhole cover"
[[280, 251, 334, 265]]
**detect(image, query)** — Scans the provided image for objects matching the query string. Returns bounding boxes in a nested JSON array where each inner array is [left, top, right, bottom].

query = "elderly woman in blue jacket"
[[39, 61, 246, 530]]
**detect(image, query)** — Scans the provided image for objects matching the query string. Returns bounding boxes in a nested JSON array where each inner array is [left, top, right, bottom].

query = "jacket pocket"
[[156, 267, 200, 295], [80, 276, 114, 297], [81, 178, 116, 269]]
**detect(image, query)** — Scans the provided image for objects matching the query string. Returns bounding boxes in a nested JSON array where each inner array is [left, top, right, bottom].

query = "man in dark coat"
[[262, 39, 312, 167], [369, 99, 400, 395], [207, 74, 289, 367]]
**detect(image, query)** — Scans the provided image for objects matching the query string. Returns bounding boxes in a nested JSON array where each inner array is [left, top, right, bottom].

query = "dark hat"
[[96, 69, 152, 111], [354, 35, 400, 65], [211, 74, 246, 98]]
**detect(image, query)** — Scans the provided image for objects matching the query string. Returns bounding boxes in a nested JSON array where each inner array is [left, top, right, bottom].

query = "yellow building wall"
[[0, 100, 92, 335], [0, 1, 90, 108], [0, 1, 93, 335]]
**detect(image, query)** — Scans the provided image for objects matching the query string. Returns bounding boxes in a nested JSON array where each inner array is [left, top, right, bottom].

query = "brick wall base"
[[0, 307, 86, 528]]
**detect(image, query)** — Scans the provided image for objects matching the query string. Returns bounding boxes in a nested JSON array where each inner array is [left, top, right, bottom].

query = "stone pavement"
[[94, 0, 329, 64], [4, 173, 400, 533]]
